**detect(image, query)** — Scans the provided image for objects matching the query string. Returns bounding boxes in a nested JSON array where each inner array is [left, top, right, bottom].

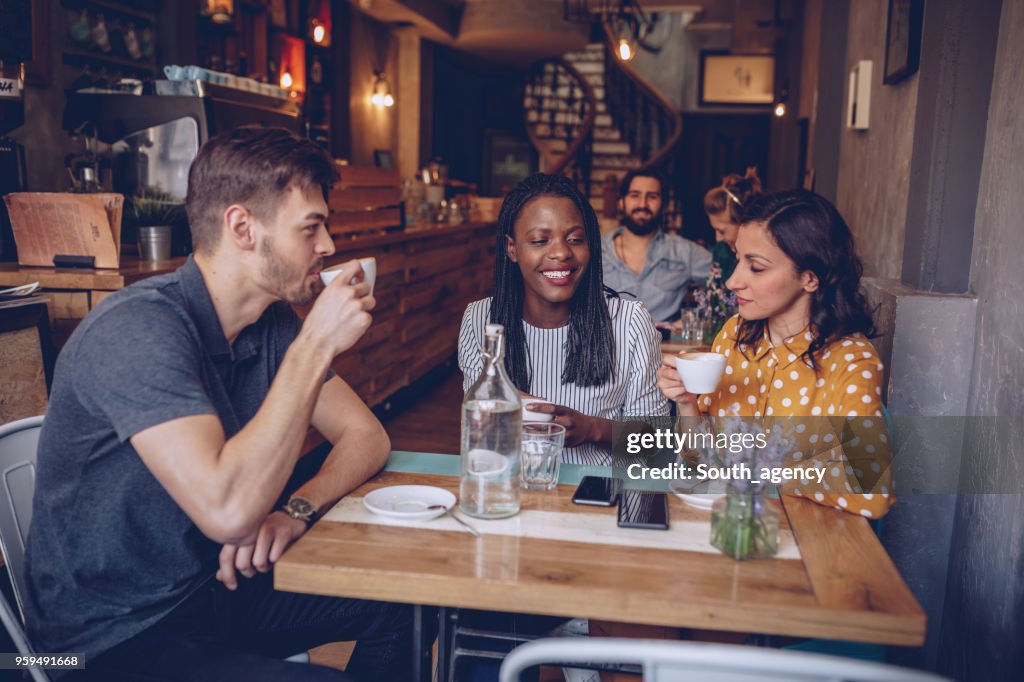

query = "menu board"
[[2, 192, 123, 268]]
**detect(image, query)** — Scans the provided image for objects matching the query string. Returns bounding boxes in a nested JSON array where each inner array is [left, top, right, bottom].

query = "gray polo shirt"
[[25, 257, 310, 663], [601, 228, 713, 322]]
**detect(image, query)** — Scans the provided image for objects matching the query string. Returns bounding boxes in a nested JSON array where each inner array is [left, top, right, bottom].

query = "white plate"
[[673, 492, 725, 510], [0, 282, 39, 297], [669, 480, 726, 510], [363, 485, 456, 520]]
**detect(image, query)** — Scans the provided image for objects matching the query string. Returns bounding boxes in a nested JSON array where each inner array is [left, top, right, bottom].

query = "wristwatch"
[[282, 496, 317, 528]]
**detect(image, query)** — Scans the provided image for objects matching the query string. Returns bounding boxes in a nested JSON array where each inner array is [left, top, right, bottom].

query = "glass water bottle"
[[459, 324, 522, 519]]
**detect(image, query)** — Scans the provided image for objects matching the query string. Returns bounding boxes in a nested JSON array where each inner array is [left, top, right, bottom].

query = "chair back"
[[498, 638, 952, 682], [0, 415, 44, 622]]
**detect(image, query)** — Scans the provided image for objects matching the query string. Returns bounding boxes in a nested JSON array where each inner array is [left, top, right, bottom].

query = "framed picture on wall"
[[373, 150, 394, 168], [698, 52, 775, 106], [269, 0, 288, 29], [883, 0, 924, 84], [482, 130, 536, 197]]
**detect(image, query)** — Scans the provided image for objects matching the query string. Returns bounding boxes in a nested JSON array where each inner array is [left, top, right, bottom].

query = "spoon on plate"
[[428, 505, 481, 537]]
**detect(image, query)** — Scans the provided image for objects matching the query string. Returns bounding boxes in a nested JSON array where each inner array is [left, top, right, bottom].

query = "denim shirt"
[[601, 227, 713, 322]]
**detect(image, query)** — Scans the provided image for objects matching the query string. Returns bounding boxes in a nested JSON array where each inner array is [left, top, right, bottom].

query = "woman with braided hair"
[[458, 173, 669, 466]]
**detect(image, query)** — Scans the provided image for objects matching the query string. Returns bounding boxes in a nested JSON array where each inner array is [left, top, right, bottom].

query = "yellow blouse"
[[699, 315, 893, 519]]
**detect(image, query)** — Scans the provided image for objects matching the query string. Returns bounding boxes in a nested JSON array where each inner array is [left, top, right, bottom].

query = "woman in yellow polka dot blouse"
[[657, 190, 892, 518]]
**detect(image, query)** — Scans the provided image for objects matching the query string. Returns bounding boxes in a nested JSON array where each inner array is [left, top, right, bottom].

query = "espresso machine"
[[62, 83, 301, 255]]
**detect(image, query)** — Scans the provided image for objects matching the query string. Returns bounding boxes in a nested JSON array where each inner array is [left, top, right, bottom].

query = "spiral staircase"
[[524, 30, 682, 231]]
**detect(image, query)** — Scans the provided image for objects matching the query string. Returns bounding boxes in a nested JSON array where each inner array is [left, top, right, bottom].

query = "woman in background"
[[703, 166, 763, 278], [659, 189, 892, 519], [686, 168, 762, 340], [459, 173, 668, 467]]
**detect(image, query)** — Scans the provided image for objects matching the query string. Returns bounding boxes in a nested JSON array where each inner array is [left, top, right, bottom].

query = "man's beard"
[[259, 237, 322, 306], [622, 209, 662, 236]]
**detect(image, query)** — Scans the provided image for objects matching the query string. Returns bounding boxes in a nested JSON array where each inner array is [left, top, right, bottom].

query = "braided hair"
[[734, 190, 876, 372], [490, 173, 616, 391]]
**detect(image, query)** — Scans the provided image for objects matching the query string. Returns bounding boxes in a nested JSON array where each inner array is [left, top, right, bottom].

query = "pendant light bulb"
[[617, 37, 634, 62]]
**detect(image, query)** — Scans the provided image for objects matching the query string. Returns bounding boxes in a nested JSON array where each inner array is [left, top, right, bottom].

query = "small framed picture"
[[883, 0, 924, 84], [699, 52, 775, 106], [482, 130, 536, 197], [269, 0, 288, 29], [373, 150, 394, 168]]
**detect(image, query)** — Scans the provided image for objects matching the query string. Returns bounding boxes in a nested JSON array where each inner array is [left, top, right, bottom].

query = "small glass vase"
[[702, 316, 726, 346], [710, 488, 780, 560]]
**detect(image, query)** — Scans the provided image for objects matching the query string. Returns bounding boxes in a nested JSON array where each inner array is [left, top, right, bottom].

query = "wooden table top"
[[661, 338, 707, 355], [0, 257, 186, 290], [275, 463, 926, 646]]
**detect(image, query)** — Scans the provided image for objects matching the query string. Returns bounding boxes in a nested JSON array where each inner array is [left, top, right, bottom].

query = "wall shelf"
[[62, 0, 157, 24], [63, 49, 157, 75]]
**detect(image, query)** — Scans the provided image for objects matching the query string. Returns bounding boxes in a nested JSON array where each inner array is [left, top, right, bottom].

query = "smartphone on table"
[[616, 491, 669, 530], [571, 476, 622, 507]]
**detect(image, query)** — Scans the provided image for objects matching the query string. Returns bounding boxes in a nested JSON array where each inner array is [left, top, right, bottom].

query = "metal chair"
[[498, 638, 953, 682], [0, 415, 49, 682]]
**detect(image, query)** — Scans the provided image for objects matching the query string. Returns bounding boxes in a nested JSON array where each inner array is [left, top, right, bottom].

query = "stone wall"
[[834, 0, 919, 279], [938, 0, 1024, 678]]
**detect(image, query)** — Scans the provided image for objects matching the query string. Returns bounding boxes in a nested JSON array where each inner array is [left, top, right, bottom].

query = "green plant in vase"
[[128, 187, 182, 262], [695, 417, 794, 560], [127, 187, 180, 229]]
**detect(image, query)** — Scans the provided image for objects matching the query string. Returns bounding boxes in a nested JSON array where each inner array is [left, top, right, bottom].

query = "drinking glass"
[[678, 308, 705, 344], [520, 423, 565, 490]]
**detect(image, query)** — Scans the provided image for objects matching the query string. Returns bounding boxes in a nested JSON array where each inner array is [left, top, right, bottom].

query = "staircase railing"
[[600, 22, 682, 170], [523, 57, 598, 197]]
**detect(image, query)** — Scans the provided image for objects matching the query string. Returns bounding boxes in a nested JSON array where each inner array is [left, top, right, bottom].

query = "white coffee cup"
[[674, 352, 727, 394], [522, 399, 554, 422], [321, 257, 376, 294]]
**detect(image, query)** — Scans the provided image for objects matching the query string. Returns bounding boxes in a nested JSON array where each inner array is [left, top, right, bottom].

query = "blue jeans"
[[69, 572, 416, 681]]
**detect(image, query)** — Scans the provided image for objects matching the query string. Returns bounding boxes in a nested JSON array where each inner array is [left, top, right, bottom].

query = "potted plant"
[[694, 418, 794, 560], [128, 187, 180, 261]]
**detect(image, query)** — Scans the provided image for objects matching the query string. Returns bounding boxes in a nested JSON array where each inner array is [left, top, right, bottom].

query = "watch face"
[[287, 497, 314, 517]]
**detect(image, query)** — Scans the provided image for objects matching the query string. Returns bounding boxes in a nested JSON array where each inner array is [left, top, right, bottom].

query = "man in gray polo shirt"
[[602, 168, 712, 322], [25, 128, 413, 680]]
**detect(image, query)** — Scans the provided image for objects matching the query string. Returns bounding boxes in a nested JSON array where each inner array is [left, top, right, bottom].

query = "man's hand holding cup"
[[304, 260, 376, 357]]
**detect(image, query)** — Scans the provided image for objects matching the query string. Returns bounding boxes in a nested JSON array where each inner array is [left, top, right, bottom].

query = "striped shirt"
[[458, 296, 669, 466]]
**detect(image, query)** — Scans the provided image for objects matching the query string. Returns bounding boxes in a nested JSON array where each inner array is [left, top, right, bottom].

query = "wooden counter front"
[[0, 257, 186, 346], [0, 222, 496, 408]]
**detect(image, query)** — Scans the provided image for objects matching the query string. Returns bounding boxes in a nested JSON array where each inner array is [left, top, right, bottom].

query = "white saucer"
[[673, 492, 725, 510], [669, 480, 726, 510], [363, 485, 456, 520]]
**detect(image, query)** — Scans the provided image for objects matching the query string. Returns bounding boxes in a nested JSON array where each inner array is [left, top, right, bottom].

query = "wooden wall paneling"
[[90, 290, 114, 309], [329, 207, 402, 236], [49, 292, 90, 320], [337, 166, 400, 185], [328, 165, 403, 237], [328, 188, 402, 212], [300, 222, 495, 406], [405, 244, 476, 283]]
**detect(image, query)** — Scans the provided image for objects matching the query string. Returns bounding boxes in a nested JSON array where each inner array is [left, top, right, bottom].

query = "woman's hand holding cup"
[[657, 353, 701, 417]]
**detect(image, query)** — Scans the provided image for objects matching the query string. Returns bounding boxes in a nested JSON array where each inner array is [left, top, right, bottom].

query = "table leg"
[[436, 606, 451, 682], [413, 604, 436, 682]]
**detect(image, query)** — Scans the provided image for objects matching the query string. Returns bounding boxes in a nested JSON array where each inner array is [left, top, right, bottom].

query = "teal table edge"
[[386, 450, 664, 490]]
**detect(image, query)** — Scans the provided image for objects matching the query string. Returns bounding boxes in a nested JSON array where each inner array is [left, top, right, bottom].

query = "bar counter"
[[0, 220, 497, 407], [319, 220, 496, 407]]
